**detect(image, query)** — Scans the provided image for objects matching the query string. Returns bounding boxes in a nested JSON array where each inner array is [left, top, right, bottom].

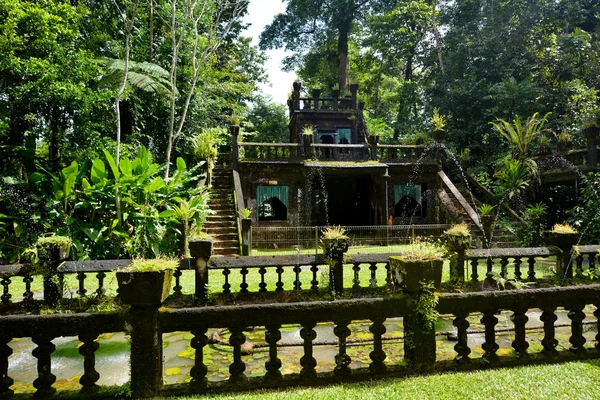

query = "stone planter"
[[389, 257, 443, 293], [332, 89, 340, 98], [116, 270, 173, 305], [432, 129, 446, 142], [481, 214, 494, 242], [37, 239, 71, 262], [189, 238, 213, 259], [557, 141, 571, 154], [321, 238, 349, 259], [545, 231, 579, 248]]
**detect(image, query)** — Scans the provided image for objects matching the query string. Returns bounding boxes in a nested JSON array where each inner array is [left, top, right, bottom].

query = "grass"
[[158, 360, 600, 400]]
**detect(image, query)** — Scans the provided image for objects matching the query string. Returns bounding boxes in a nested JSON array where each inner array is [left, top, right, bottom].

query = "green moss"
[[121, 258, 178, 272], [36, 236, 72, 247]]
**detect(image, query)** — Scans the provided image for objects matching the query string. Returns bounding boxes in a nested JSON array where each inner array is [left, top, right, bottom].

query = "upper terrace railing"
[[235, 134, 434, 164]]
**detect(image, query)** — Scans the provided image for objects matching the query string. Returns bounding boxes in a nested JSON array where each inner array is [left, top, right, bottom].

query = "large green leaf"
[[119, 157, 133, 177], [145, 176, 166, 193], [103, 150, 120, 181], [91, 158, 107, 184]]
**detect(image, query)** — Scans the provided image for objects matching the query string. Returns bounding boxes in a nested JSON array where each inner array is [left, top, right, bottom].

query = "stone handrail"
[[239, 142, 301, 161], [377, 145, 431, 163], [311, 143, 369, 160], [438, 170, 482, 230]]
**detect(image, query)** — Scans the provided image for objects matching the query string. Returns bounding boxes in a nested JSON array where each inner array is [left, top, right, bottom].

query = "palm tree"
[[490, 112, 550, 162]]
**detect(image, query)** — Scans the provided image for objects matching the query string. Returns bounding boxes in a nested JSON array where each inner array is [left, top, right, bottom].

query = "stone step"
[[204, 228, 237, 236], [210, 233, 238, 240], [204, 221, 236, 228], [213, 247, 239, 256], [214, 239, 239, 248], [206, 215, 235, 221], [209, 205, 235, 212]]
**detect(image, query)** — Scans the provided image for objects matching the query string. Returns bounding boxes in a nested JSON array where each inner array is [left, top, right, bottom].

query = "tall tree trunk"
[[149, 0, 154, 62], [337, 14, 352, 91]]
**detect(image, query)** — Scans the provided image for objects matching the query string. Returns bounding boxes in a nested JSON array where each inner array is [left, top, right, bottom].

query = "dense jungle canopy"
[[1, 0, 600, 261]]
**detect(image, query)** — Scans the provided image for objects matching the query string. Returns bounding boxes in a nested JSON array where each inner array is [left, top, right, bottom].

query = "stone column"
[[311, 88, 321, 110], [293, 81, 301, 111], [350, 84, 359, 109], [189, 239, 213, 303], [303, 131, 314, 159], [37, 240, 71, 307], [322, 238, 349, 295], [241, 218, 252, 256], [368, 135, 379, 161], [129, 304, 162, 398]]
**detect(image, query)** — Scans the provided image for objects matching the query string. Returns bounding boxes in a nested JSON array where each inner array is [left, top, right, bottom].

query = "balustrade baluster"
[[299, 321, 317, 379], [333, 321, 352, 377], [369, 318, 387, 373], [511, 308, 529, 355], [240, 267, 249, 293], [293, 265, 302, 291], [228, 326, 247, 383], [594, 305, 600, 351], [222, 268, 231, 294], [32, 334, 56, 396], [385, 263, 392, 288], [352, 264, 360, 290], [76, 272, 87, 297], [500, 257, 509, 279], [453, 313, 471, 362], [1, 277, 11, 305], [514, 257, 522, 280], [190, 327, 209, 388], [310, 264, 319, 292], [0, 335, 13, 397], [369, 263, 378, 288], [22, 274, 34, 306], [258, 267, 267, 292], [540, 307, 558, 355], [275, 266, 284, 291], [471, 258, 479, 282], [485, 257, 494, 282], [527, 257, 536, 281], [568, 304, 587, 353], [265, 325, 282, 379], [576, 255, 584, 277], [96, 272, 106, 298], [588, 254, 596, 276], [78, 333, 100, 392], [480, 310, 499, 361], [173, 269, 182, 296]]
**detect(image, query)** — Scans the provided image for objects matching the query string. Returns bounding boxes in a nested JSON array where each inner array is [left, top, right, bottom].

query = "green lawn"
[[162, 360, 600, 400]]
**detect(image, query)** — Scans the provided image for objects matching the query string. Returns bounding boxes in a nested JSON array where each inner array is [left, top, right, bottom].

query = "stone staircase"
[[203, 166, 239, 256], [439, 171, 518, 248]]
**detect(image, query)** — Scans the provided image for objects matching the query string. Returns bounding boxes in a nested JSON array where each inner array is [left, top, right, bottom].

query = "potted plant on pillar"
[[116, 258, 178, 305], [546, 223, 579, 247], [389, 239, 446, 292], [442, 223, 472, 283], [431, 108, 447, 142]]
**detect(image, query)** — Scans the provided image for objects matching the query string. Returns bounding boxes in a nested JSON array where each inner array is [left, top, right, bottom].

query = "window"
[[257, 186, 289, 221], [393, 184, 423, 217]]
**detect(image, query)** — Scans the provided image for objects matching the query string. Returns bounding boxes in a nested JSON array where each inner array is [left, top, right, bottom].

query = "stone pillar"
[[37, 240, 71, 307], [241, 218, 252, 256], [332, 89, 340, 111], [231, 125, 240, 170], [293, 81, 301, 111], [303, 131, 314, 159], [583, 127, 600, 168], [322, 238, 349, 295], [396, 262, 439, 369], [311, 88, 321, 110], [368, 135, 379, 161], [449, 250, 466, 283], [189, 239, 213, 303], [129, 304, 162, 398]]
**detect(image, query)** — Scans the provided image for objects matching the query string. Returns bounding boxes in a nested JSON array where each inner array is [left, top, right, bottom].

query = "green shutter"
[[336, 128, 351, 144], [394, 184, 421, 205], [257, 186, 289, 208]]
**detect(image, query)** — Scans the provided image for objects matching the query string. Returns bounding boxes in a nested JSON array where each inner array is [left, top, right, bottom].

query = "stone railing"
[[311, 143, 370, 161], [3, 281, 600, 398], [238, 142, 302, 162], [377, 144, 432, 163]]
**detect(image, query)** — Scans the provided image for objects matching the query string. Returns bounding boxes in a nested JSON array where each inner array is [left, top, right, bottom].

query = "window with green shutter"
[[257, 186, 289, 221]]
